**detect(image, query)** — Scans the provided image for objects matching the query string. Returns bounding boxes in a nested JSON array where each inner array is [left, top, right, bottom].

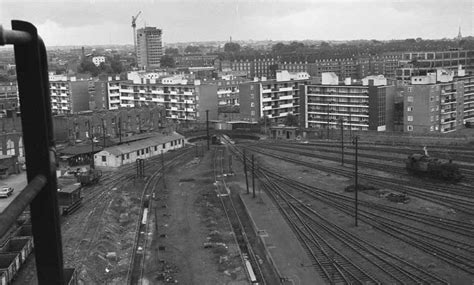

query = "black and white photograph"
[[0, 0, 474, 284]]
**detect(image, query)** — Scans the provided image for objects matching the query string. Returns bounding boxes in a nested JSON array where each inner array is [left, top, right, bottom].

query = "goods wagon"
[[76, 169, 102, 186], [0, 237, 33, 264], [57, 183, 83, 215], [0, 253, 20, 284]]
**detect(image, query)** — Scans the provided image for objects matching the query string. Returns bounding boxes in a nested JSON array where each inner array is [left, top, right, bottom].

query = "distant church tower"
[[457, 26, 463, 41]]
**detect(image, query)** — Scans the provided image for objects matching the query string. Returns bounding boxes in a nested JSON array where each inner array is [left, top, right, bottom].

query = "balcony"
[[170, 91, 178, 95], [170, 107, 178, 111], [279, 87, 293, 92], [262, 89, 272, 94], [185, 100, 194, 104], [279, 95, 293, 100], [184, 91, 193, 95], [263, 106, 272, 111], [170, 99, 178, 103], [280, 103, 293, 108]]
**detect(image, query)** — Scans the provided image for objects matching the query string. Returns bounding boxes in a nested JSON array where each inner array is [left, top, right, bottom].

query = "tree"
[[78, 60, 99, 76], [110, 57, 123, 74], [284, 113, 299, 127], [160, 55, 175, 68], [165, 48, 179, 55], [224, 42, 241, 53], [184, 45, 201, 54]]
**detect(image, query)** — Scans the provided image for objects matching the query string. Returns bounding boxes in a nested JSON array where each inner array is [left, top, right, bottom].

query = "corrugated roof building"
[[93, 132, 185, 169]]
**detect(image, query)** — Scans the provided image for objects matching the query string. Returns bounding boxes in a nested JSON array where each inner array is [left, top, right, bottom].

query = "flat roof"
[[100, 132, 184, 156]]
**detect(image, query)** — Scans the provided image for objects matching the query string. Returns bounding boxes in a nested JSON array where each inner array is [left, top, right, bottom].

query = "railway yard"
[[3, 132, 474, 284]]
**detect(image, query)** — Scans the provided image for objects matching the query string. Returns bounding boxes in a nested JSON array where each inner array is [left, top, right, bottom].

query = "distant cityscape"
[[0, 25, 473, 156]]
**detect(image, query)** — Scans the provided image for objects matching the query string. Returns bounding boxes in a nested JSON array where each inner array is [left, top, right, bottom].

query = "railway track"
[[224, 141, 449, 284], [212, 146, 265, 284], [127, 148, 193, 284], [246, 145, 474, 216], [253, 142, 474, 198]]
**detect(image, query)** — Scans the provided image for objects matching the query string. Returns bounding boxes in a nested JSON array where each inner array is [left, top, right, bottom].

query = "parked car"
[[0, 187, 14, 198]]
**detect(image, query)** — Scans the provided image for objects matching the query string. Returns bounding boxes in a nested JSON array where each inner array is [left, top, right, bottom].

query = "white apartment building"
[[106, 73, 200, 121], [49, 74, 90, 114]]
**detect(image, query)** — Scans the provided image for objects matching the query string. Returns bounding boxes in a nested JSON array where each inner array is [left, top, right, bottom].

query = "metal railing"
[[0, 20, 68, 284]]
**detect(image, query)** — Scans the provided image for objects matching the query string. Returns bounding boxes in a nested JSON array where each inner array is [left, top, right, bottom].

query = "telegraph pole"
[[102, 118, 106, 148], [252, 154, 256, 198], [118, 116, 122, 144], [161, 150, 166, 189], [326, 102, 330, 140], [340, 118, 344, 166], [353, 135, 359, 227], [206, 110, 210, 150], [89, 119, 94, 169], [244, 149, 249, 195]]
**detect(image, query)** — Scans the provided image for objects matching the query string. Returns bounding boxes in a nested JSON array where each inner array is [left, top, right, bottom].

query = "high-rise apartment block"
[[49, 74, 90, 115], [239, 71, 312, 124], [300, 73, 395, 132], [394, 69, 471, 133], [137, 27, 163, 70], [397, 50, 474, 83]]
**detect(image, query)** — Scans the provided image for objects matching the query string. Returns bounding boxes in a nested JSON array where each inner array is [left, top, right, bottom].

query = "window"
[[146, 148, 149, 153], [141, 149, 144, 155], [430, 97, 434, 102], [163, 143, 166, 148], [102, 156, 106, 162], [430, 116, 434, 122], [407, 116, 413, 122], [407, 106, 413, 112], [137, 150, 140, 156], [127, 154, 130, 159], [155, 146, 157, 151], [122, 154, 124, 160], [407, 125, 413, 131], [407, 96, 413, 102], [407, 87, 413, 92], [251, 111, 255, 116], [251, 102, 255, 107], [430, 107, 435, 112]]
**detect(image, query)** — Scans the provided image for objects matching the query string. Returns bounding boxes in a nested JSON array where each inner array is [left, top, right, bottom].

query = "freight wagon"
[[0, 253, 20, 285], [57, 183, 83, 215]]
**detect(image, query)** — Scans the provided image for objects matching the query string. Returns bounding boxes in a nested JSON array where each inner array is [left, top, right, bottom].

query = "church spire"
[[457, 26, 462, 41]]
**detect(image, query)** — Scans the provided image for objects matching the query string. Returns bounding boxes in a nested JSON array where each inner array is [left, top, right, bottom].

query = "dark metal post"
[[89, 120, 95, 169], [195, 144, 198, 157], [244, 149, 249, 194], [252, 154, 256, 198], [353, 135, 359, 227], [102, 118, 106, 148], [349, 107, 352, 139], [12, 20, 65, 283], [161, 150, 166, 189], [118, 116, 122, 144], [326, 102, 330, 140], [228, 154, 232, 174], [341, 118, 344, 166], [206, 110, 210, 150]]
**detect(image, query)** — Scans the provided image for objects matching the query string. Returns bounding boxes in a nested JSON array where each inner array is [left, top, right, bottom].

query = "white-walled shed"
[[94, 132, 185, 169]]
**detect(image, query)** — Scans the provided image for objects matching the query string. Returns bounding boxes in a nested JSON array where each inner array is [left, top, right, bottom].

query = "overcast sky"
[[0, 0, 472, 46]]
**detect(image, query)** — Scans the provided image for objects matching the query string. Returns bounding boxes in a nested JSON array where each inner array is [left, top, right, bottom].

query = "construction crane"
[[132, 11, 142, 57]]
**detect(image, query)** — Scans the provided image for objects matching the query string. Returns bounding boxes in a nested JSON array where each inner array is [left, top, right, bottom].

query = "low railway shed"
[[94, 132, 185, 169]]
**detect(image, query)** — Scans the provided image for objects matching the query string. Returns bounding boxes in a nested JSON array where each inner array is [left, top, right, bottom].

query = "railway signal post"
[[252, 154, 256, 198], [206, 110, 210, 151], [340, 117, 344, 166], [352, 135, 359, 227], [161, 150, 166, 189], [244, 149, 249, 195]]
